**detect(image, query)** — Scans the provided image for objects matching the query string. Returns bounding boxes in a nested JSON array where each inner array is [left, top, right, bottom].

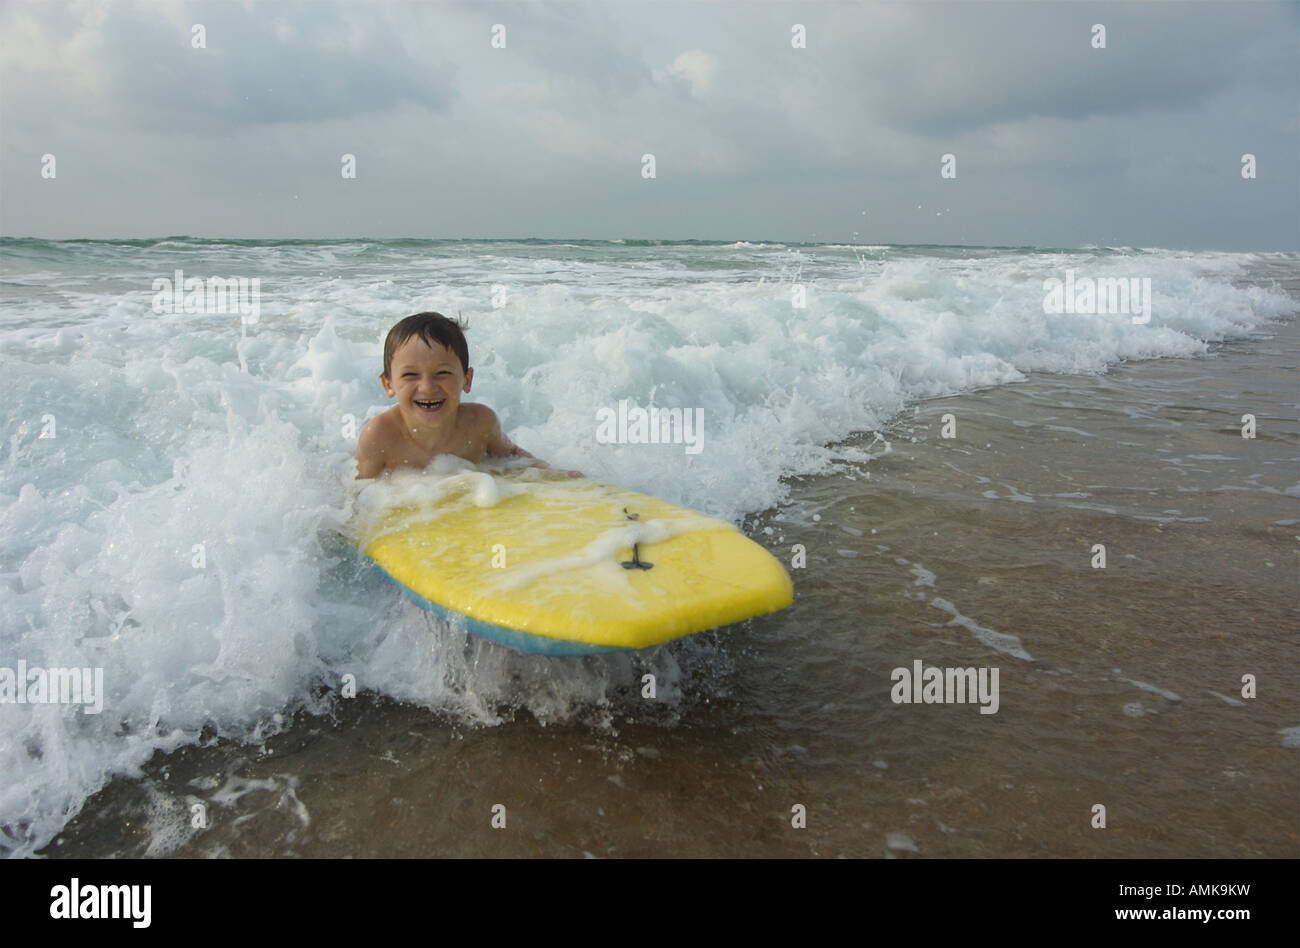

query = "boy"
[[355, 312, 580, 479]]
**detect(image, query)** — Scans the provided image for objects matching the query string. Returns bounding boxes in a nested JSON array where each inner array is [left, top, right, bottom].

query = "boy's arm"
[[483, 409, 545, 465], [355, 418, 387, 479], [483, 409, 583, 477]]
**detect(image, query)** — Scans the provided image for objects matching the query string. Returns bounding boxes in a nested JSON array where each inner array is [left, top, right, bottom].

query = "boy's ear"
[[380, 373, 396, 397], [463, 367, 473, 391]]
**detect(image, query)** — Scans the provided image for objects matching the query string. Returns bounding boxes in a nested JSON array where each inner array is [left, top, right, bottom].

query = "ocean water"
[[0, 238, 1295, 858]]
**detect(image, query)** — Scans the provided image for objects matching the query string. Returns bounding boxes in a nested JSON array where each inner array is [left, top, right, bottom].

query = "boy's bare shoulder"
[[458, 402, 498, 431], [355, 409, 402, 477], [459, 403, 515, 458], [359, 408, 402, 444]]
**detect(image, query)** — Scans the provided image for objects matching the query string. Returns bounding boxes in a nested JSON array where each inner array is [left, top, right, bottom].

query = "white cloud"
[[653, 49, 719, 97]]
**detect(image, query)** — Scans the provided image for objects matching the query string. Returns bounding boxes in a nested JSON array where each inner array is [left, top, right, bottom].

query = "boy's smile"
[[413, 396, 445, 413]]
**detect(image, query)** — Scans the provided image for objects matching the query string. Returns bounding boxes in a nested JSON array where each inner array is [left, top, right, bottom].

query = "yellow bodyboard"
[[356, 468, 793, 654]]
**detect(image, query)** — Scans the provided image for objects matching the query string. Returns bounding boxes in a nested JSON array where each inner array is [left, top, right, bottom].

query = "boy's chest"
[[388, 424, 487, 470]]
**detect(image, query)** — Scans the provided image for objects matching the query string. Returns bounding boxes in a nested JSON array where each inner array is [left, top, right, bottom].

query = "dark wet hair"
[[382, 312, 469, 378]]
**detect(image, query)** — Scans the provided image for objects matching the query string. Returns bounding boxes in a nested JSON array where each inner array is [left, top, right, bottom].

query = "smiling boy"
[[355, 312, 578, 479]]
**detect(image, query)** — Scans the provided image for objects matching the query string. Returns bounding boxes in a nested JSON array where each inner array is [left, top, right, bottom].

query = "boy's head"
[[379, 311, 475, 426], [383, 312, 469, 380]]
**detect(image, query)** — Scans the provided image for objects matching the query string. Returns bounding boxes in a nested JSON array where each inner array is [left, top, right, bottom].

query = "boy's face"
[[381, 336, 473, 428]]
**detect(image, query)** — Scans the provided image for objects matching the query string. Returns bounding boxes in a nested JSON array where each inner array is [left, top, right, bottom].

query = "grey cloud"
[[95, 1, 456, 130]]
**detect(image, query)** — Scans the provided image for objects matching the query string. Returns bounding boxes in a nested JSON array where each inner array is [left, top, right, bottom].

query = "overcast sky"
[[2, 0, 1296, 249]]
